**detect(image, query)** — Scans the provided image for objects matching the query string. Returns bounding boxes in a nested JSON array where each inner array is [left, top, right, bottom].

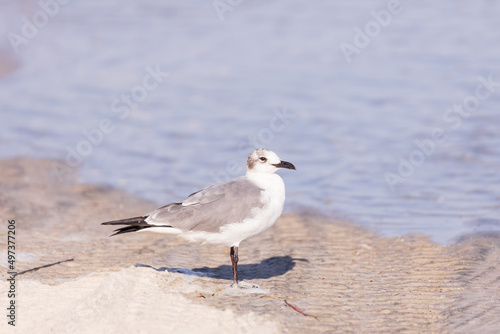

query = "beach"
[[1, 157, 499, 333], [2, 2, 499, 332]]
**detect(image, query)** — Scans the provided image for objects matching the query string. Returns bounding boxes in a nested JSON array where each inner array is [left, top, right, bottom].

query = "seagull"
[[102, 148, 296, 286]]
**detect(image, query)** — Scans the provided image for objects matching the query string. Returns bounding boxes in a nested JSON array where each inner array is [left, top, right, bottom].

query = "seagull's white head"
[[246, 148, 296, 174]]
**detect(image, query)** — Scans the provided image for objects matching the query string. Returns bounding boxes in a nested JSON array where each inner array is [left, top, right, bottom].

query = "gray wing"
[[145, 177, 264, 232]]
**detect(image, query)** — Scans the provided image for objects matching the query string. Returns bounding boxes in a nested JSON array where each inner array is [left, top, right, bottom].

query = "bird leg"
[[230, 246, 239, 285]]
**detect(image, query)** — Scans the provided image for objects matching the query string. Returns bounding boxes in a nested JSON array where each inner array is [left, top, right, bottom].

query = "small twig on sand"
[[9, 258, 74, 278], [284, 300, 318, 320], [261, 294, 298, 301]]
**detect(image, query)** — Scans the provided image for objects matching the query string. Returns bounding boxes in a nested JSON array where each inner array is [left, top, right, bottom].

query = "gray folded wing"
[[145, 176, 264, 232]]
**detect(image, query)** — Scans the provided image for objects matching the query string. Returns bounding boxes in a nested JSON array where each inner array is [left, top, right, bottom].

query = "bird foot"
[[231, 281, 259, 289]]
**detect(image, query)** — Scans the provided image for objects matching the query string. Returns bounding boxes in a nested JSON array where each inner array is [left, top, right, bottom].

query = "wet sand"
[[0, 157, 499, 333]]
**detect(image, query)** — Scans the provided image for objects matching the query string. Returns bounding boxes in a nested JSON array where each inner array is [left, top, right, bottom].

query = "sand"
[[1, 157, 499, 333]]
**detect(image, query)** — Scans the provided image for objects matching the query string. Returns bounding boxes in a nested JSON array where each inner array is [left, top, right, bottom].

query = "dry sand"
[[0, 157, 499, 333]]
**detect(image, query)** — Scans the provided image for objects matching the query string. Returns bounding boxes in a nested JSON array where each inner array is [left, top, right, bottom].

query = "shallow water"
[[0, 0, 499, 244]]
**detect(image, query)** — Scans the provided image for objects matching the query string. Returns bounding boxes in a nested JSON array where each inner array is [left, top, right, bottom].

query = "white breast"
[[218, 173, 286, 246]]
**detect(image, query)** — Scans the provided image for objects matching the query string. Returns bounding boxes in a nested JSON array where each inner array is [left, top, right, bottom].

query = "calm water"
[[1, 1, 499, 244]]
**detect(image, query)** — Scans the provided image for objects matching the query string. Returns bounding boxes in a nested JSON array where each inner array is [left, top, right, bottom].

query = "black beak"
[[273, 160, 296, 170]]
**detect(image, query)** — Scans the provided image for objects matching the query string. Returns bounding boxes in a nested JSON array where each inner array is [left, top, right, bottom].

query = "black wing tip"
[[101, 216, 147, 226], [102, 216, 174, 237], [108, 225, 149, 236], [108, 224, 174, 237], [101, 216, 149, 236]]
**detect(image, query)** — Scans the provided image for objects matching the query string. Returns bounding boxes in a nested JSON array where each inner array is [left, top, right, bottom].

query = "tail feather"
[[102, 216, 172, 236]]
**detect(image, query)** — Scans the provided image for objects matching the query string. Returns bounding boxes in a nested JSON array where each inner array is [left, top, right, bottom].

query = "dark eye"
[[259, 157, 267, 162]]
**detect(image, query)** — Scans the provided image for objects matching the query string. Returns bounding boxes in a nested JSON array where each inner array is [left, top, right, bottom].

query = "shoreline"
[[0, 157, 499, 333]]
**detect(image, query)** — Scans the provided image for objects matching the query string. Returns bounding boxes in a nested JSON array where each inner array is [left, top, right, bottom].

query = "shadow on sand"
[[136, 256, 307, 281]]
